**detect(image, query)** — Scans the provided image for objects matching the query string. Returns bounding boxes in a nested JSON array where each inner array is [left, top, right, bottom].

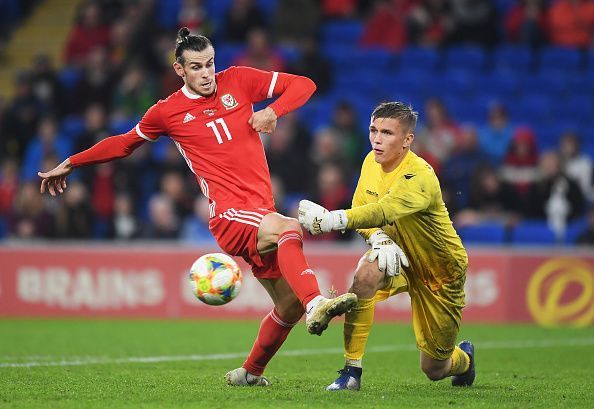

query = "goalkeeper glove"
[[367, 230, 409, 277], [298, 200, 348, 235]]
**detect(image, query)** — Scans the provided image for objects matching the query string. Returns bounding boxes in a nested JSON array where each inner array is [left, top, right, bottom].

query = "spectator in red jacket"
[[505, 0, 549, 47], [64, 1, 111, 66], [548, 0, 594, 48]]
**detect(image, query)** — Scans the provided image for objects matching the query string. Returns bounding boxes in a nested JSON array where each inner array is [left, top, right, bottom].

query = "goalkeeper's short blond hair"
[[372, 102, 418, 133]]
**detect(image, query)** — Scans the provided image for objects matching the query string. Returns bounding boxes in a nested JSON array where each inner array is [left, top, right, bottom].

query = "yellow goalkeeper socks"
[[344, 297, 376, 364], [448, 346, 470, 376]]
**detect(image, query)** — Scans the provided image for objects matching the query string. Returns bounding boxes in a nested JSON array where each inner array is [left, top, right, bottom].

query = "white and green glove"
[[298, 200, 348, 235], [367, 230, 409, 277]]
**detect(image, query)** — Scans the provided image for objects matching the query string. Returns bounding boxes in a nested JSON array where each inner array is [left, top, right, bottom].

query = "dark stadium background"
[[1, 0, 593, 245], [1, 1, 593, 407]]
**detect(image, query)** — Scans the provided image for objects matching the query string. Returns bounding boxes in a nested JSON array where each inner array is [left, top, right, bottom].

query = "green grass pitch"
[[1, 319, 593, 408]]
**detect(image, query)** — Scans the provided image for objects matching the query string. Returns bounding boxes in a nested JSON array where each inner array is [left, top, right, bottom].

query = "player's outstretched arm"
[[38, 132, 146, 196], [38, 159, 73, 196]]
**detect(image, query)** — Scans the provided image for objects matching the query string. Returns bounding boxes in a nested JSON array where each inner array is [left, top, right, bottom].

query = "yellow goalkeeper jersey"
[[345, 150, 467, 291]]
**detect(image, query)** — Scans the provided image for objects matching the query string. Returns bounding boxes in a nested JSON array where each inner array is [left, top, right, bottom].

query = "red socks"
[[276, 230, 321, 307], [243, 309, 297, 375]]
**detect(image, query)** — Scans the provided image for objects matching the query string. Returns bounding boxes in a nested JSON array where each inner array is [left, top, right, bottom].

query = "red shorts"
[[209, 207, 282, 279]]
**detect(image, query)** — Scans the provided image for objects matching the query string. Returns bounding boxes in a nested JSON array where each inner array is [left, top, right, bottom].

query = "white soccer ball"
[[189, 253, 243, 306]]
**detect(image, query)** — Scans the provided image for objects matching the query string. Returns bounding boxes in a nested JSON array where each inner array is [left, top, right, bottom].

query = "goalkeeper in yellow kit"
[[298, 102, 475, 391]]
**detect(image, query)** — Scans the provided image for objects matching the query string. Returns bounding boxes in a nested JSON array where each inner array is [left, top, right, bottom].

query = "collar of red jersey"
[[181, 85, 203, 100]]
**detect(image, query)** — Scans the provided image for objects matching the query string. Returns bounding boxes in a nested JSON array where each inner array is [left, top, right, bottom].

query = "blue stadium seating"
[[214, 44, 244, 69], [586, 50, 594, 73], [58, 67, 82, 90], [556, 94, 594, 125], [511, 221, 557, 245], [492, 45, 535, 75], [434, 69, 477, 98], [509, 92, 554, 124], [565, 217, 588, 244], [452, 96, 488, 123], [321, 21, 363, 47], [474, 72, 521, 101], [444, 46, 487, 73], [0, 217, 6, 239], [538, 46, 583, 73], [458, 222, 507, 244], [580, 128, 594, 157], [204, 0, 234, 24], [524, 70, 568, 98], [156, 0, 181, 28], [110, 118, 139, 135], [567, 72, 594, 95], [60, 116, 85, 141], [397, 47, 441, 73]]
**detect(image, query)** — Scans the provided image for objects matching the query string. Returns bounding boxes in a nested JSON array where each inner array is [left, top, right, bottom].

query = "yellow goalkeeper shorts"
[[376, 270, 466, 361]]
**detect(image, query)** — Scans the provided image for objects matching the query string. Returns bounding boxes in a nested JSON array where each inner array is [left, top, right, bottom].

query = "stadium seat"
[[586, 50, 594, 73], [509, 93, 554, 125], [565, 217, 588, 244], [321, 21, 363, 46], [538, 46, 583, 73], [278, 45, 301, 64], [579, 127, 594, 157], [110, 117, 139, 135], [60, 116, 85, 140], [474, 72, 520, 101], [522, 70, 568, 98], [492, 45, 535, 75], [566, 72, 594, 95], [256, 0, 278, 20], [214, 44, 244, 69], [458, 222, 507, 244], [555, 94, 594, 125], [397, 47, 441, 73], [511, 221, 557, 245], [156, 0, 181, 29], [444, 46, 487, 73], [58, 67, 82, 90], [0, 217, 6, 239], [204, 0, 234, 25], [452, 96, 487, 123], [493, 0, 517, 15]]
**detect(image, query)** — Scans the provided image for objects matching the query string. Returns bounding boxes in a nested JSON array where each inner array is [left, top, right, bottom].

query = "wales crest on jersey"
[[221, 93, 238, 110]]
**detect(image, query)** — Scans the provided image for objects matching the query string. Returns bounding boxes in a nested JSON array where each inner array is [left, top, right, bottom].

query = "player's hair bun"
[[177, 27, 191, 43]]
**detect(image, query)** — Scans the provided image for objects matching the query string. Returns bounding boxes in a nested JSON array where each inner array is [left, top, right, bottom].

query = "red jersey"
[[69, 66, 316, 218]]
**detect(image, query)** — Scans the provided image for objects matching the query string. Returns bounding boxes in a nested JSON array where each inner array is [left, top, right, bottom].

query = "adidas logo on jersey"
[[183, 112, 196, 123]]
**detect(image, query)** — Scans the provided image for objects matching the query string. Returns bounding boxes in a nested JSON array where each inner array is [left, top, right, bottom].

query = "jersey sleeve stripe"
[[135, 124, 156, 143], [267, 71, 279, 98]]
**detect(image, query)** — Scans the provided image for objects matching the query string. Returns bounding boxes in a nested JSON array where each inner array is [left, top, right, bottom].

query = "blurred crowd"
[[1, 0, 594, 245]]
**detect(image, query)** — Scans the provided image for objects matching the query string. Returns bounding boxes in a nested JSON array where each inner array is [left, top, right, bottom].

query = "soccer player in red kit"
[[38, 28, 357, 386]]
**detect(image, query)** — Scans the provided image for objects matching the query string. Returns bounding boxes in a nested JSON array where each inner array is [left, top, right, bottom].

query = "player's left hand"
[[298, 200, 348, 235], [367, 230, 409, 276], [38, 158, 74, 197], [249, 107, 277, 134]]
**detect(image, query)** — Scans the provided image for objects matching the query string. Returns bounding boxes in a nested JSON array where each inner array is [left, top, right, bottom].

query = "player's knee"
[[352, 262, 383, 296], [421, 361, 447, 381], [277, 218, 302, 236]]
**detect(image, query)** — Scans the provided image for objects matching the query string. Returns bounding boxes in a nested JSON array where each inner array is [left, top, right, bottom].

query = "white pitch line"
[[1, 337, 594, 369]]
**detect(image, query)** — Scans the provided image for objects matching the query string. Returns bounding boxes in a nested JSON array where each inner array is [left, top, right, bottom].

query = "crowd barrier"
[[1, 244, 592, 327]]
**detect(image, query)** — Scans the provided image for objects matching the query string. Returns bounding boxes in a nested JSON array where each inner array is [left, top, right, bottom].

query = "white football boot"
[[225, 367, 271, 386], [306, 293, 358, 335]]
